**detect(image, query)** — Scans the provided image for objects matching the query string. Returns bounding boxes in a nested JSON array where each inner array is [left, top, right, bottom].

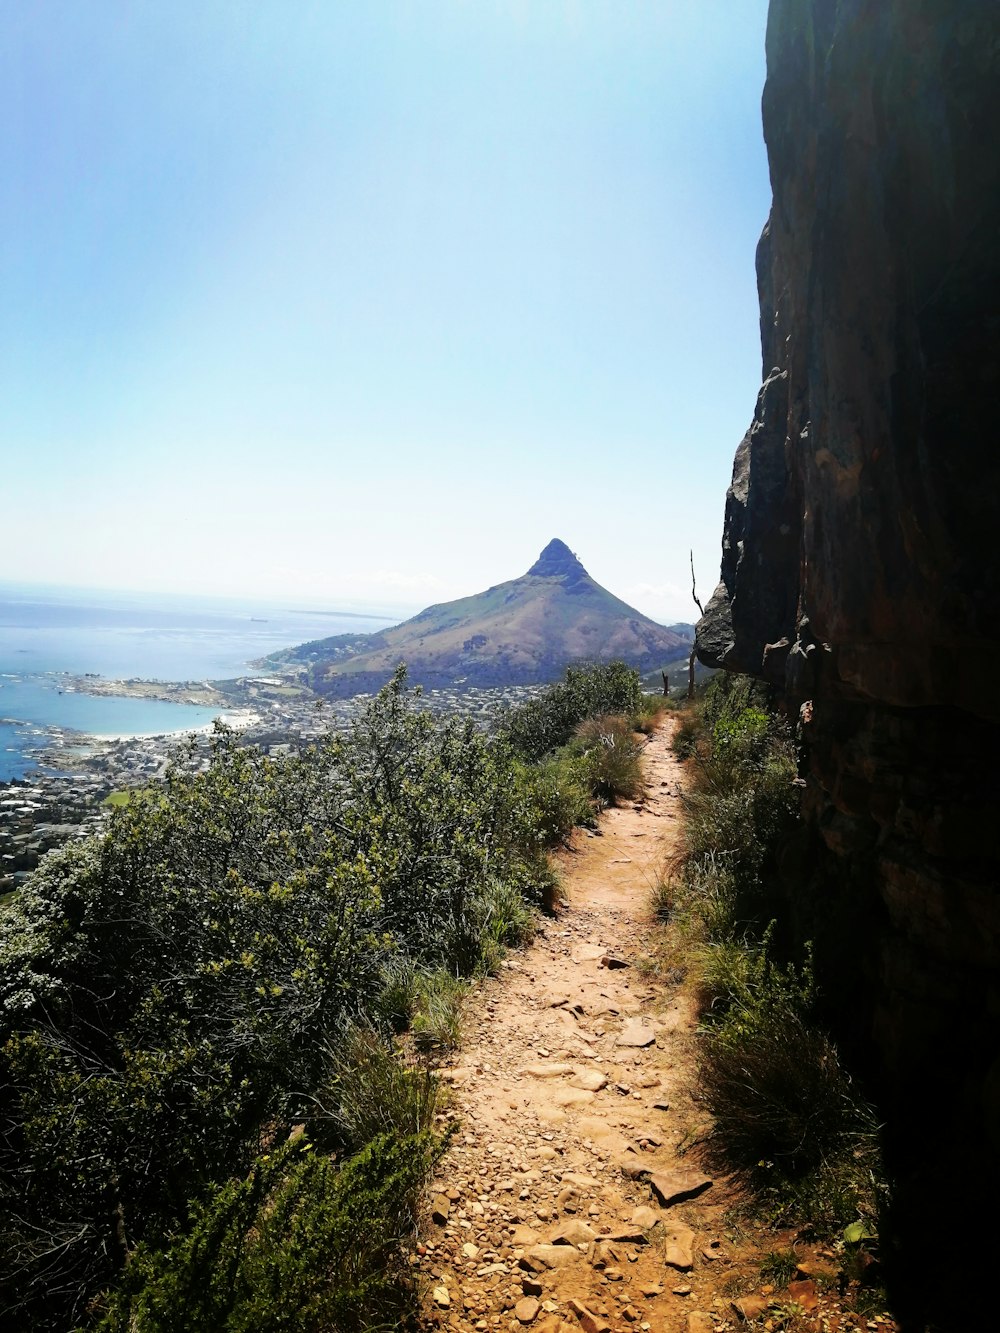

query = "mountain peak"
[[526, 539, 588, 580]]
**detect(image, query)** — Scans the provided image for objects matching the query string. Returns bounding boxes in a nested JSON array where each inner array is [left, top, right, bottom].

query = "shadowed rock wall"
[[696, 3, 1000, 1324]]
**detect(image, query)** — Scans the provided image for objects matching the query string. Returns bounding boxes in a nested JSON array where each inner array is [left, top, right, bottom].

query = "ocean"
[[0, 583, 398, 782]]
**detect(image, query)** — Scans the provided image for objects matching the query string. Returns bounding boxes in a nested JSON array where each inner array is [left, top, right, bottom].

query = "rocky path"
[[415, 721, 743, 1333], [414, 719, 896, 1333]]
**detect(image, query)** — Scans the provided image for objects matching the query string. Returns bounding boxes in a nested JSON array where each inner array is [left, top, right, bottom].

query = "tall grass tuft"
[[665, 674, 888, 1241], [574, 714, 644, 804], [410, 969, 466, 1054], [311, 1020, 439, 1154]]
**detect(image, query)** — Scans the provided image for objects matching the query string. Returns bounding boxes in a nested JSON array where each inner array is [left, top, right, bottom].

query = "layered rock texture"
[[269, 540, 689, 696], [696, 3, 1000, 1322]]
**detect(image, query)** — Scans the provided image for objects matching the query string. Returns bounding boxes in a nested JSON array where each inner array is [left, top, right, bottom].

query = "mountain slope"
[[268, 539, 689, 696]]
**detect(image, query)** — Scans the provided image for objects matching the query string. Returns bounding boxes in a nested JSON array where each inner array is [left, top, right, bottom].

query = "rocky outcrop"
[[697, 4, 1000, 1324]]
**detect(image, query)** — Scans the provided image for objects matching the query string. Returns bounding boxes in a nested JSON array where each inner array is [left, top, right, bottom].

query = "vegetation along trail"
[[415, 720, 893, 1333]]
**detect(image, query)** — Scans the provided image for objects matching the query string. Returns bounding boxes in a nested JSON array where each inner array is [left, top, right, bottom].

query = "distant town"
[[0, 672, 550, 896]]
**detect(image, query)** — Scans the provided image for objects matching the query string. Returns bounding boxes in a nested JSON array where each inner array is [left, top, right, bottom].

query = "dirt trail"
[[415, 721, 745, 1333]]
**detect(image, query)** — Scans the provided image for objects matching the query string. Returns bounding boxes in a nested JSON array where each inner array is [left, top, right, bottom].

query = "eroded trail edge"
[[416, 722, 732, 1333]]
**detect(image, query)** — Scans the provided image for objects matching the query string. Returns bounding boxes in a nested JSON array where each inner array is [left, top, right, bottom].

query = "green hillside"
[[266, 539, 690, 696]]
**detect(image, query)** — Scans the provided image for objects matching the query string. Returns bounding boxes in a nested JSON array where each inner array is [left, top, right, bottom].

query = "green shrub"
[[520, 753, 593, 846], [94, 1132, 443, 1333], [670, 706, 704, 759], [759, 1248, 799, 1286], [672, 681, 798, 945], [476, 876, 537, 956], [0, 669, 552, 1329], [665, 674, 888, 1242], [372, 954, 420, 1032], [501, 662, 642, 761], [649, 875, 676, 923]]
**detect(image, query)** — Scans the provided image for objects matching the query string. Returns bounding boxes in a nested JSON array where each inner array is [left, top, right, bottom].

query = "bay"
[[0, 582, 399, 781]]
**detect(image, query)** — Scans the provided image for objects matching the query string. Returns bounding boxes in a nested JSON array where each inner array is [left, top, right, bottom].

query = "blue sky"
[[3, 1, 772, 623]]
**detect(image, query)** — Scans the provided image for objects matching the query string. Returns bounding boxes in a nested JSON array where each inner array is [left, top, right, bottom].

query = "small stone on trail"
[[672, 1285, 692, 1296], [604, 1226, 648, 1244], [514, 1296, 540, 1324], [663, 1225, 696, 1271], [432, 1285, 451, 1307], [618, 1155, 651, 1180], [523, 1063, 575, 1079], [521, 1243, 585, 1272], [522, 1277, 544, 1296], [648, 1170, 713, 1208], [639, 1283, 664, 1298], [462, 1242, 480, 1259], [560, 1171, 600, 1188], [600, 953, 629, 969], [687, 1315, 715, 1333], [731, 1294, 768, 1322], [550, 1218, 598, 1247], [631, 1206, 660, 1230], [552, 1088, 596, 1109], [787, 1279, 819, 1311], [572, 944, 606, 964], [569, 1069, 608, 1092], [567, 1298, 611, 1333], [616, 1019, 656, 1048], [431, 1195, 450, 1224], [512, 1224, 543, 1246]]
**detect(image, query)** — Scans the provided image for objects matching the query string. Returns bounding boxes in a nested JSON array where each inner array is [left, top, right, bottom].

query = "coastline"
[[85, 708, 260, 742]]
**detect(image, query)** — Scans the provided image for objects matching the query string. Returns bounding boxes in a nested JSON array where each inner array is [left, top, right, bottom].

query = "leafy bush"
[[669, 675, 798, 944], [0, 743, 387, 1330], [0, 669, 552, 1329], [372, 953, 420, 1032], [331, 669, 551, 975], [94, 1133, 442, 1333], [520, 752, 593, 846], [475, 876, 537, 971], [633, 692, 672, 734], [500, 661, 642, 762]]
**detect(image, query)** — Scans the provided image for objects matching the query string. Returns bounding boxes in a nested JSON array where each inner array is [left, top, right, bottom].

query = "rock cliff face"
[[697, 3, 1000, 1322]]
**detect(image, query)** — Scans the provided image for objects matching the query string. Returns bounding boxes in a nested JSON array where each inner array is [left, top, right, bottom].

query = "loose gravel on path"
[[415, 721, 892, 1333]]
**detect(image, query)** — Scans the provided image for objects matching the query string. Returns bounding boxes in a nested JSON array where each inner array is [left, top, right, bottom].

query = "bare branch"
[[689, 550, 704, 616]]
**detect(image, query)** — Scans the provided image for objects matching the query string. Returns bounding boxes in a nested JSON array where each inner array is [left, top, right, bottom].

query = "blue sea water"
[[0, 582, 397, 782]]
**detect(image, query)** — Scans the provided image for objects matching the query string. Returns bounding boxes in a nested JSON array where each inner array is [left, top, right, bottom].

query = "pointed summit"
[[527, 539, 588, 580], [269, 538, 691, 696]]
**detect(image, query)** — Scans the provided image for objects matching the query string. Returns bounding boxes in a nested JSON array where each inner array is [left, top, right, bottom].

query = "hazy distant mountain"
[[266, 539, 691, 696]]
